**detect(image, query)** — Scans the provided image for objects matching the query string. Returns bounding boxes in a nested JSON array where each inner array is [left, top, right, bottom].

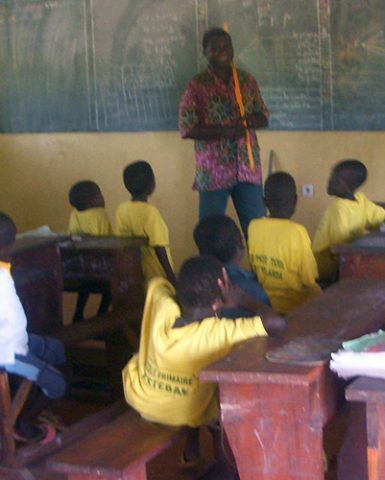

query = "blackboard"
[[1, 0, 385, 132]]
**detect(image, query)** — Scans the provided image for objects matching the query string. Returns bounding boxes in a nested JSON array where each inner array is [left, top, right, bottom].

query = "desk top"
[[346, 376, 385, 402], [200, 278, 385, 384], [59, 236, 147, 251], [333, 231, 385, 255], [11, 236, 61, 255]]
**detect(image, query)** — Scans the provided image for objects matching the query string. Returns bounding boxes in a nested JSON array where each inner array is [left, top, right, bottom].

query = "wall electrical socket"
[[301, 184, 314, 198]]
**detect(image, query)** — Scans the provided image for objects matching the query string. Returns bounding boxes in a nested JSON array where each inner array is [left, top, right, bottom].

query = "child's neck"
[[131, 194, 148, 202], [269, 211, 291, 219], [335, 192, 356, 201], [174, 306, 215, 327]]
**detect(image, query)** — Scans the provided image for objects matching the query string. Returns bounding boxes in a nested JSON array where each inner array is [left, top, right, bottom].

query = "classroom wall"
[[0, 131, 384, 270]]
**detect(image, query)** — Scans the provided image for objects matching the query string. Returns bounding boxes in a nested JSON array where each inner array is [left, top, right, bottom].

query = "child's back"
[[248, 172, 321, 314], [123, 256, 285, 427], [68, 180, 113, 236], [313, 159, 385, 281], [116, 161, 175, 285]]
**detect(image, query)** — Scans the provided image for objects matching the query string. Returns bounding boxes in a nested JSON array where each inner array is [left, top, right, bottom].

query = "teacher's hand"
[[223, 123, 246, 140]]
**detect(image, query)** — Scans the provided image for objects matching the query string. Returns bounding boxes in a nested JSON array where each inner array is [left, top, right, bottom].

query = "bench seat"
[[47, 408, 182, 480]]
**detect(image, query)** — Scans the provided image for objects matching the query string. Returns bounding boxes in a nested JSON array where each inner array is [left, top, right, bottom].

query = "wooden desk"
[[333, 232, 385, 280], [11, 237, 63, 334], [200, 279, 385, 480], [346, 377, 385, 480], [59, 236, 146, 310]]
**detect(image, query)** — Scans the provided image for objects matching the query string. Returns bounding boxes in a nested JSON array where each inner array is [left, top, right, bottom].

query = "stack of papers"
[[330, 330, 385, 380]]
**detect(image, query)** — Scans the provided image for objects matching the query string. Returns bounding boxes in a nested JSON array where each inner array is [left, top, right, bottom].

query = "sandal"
[[38, 410, 66, 431], [13, 424, 56, 445]]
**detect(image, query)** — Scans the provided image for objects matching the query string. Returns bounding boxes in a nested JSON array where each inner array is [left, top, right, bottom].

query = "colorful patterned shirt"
[[178, 67, 269, 191]]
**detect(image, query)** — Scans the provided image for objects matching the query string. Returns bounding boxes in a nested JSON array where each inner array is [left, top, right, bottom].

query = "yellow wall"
[[0, 131, 384, 270]]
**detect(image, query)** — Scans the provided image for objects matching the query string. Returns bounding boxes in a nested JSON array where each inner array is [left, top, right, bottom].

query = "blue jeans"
[[4, 334, 67, 399], [199, 183, 265, 239]]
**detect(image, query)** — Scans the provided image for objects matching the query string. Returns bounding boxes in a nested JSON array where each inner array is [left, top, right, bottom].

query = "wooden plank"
[[47, 409, 181, 479]]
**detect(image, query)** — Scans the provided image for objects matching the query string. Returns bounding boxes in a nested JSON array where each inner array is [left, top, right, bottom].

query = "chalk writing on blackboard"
[[1, 0, 385, 132]]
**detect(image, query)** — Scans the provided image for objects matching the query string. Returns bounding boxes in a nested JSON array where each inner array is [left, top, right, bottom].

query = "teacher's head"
[[202, 27, 233, 71]]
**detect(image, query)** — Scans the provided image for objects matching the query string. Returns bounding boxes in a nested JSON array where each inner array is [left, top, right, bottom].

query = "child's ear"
[[217, 268, 229, 300]]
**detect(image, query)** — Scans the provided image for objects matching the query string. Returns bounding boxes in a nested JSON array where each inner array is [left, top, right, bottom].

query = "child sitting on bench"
[[68, 180, 113, 320], [248, 172, 321, 314], [122, 255, 285, 479], [313, 159, 385, 283], [0, 212, 67, 444]]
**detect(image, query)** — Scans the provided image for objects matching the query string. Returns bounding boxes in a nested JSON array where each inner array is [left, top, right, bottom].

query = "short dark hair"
[[177, 256, 224, 310], [264, 172, 297, 209], [123, 161, 155, 196], [0, 212, 16, 249], [334, 159, 367, 190], [202, 27, 231, 51], [193, 215, 240, 263], [69, 181, 101, 211]]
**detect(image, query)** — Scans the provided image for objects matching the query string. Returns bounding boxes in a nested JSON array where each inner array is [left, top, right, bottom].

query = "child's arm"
[[155, 246, 177, 287], [226, 285, 286, 336]]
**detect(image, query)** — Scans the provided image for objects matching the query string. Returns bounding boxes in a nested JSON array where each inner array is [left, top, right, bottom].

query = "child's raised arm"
[[226, 284, 286, 336], [155, 246, 177, 287]]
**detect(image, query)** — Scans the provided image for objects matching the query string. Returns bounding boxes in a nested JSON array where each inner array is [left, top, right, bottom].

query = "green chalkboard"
[[1, 0, 385, 132]]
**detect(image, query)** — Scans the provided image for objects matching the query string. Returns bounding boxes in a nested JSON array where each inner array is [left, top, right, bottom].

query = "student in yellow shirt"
[[313, 159, 385, 283], [123, 256, 285, 478], [248, 172, 321, 314], [115, 160, 176, 287], [68, 180, 113, 236], [68, 180, 113, 321]]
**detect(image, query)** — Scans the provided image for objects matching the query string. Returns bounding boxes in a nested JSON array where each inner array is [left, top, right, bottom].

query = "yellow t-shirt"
[[312, 193, 385, 281], [248, 217, 321, 314], [122, 278, 267, 427], [115, 201, 173, 284], [68, 208, 113, 236]]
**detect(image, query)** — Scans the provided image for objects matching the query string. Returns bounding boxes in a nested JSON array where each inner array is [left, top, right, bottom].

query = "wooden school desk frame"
[[333, 231, 385, 281], [200, 279, 385, 480], [59, 235, 147, 311]]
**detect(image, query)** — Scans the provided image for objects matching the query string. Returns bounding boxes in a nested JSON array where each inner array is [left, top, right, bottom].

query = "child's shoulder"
[[0, 265, 13, 289]]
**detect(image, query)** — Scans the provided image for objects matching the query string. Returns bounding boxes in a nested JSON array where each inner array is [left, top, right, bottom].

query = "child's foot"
[[14, 423, 56, 445], [182, 426, 201, 468], [181, 450, 202, 468]]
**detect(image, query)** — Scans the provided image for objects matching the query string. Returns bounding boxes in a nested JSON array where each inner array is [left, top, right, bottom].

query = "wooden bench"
[[47, 408, 183, 480], [0, 400, 127, 478], [344, 376, 385, 480]]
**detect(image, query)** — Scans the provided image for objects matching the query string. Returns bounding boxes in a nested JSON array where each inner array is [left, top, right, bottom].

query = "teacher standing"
[[178, 27, 269, 239]]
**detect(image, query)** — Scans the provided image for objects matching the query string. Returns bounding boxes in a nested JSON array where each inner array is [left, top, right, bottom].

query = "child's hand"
[[223, 284, 244, 309]]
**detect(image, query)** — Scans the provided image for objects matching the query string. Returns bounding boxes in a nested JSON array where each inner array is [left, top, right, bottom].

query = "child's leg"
[[97, 289, 111, 315], [206, 421, 238, 479], [182, 427, 200, 464], [5, 337, 67, 442], [28, 334, 66, 368], [73, 289, 90, 321], [6, 335, 67, 402]]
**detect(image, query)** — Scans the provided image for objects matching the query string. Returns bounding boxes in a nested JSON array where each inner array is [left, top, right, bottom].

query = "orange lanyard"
[[224, 23, 255, 170]]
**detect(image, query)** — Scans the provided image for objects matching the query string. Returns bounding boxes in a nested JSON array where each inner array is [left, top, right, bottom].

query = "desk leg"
[[370, 402, 385, 480], [219, 383, 324, 480], [341, 401, 385, 480], [337, 403, 368, 480]]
